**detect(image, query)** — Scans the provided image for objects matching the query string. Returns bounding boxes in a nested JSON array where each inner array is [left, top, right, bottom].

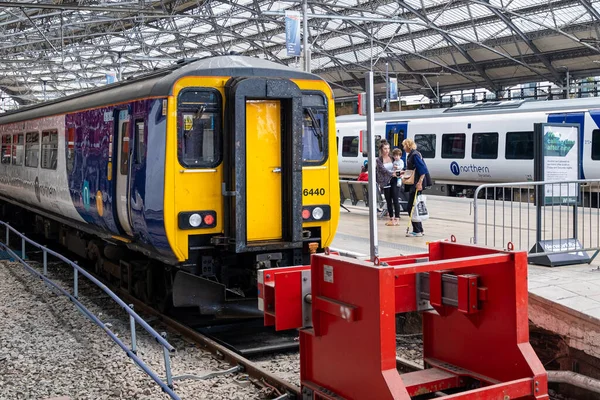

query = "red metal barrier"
[[260, 241, 549, 399]]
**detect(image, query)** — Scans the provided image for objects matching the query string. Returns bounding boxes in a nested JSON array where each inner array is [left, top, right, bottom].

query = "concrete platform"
[[332, 196, 482, 258], [332, 195, 600, 359]]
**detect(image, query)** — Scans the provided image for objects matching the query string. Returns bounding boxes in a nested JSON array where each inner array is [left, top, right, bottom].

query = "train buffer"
[[258, 240, 549, 399]]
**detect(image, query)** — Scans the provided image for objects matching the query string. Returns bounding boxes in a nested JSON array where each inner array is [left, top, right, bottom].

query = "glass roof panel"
[[0, 0, 595, 104]]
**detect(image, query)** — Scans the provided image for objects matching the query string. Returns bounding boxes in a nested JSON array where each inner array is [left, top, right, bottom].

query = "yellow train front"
[[167, 56, 339, 314]]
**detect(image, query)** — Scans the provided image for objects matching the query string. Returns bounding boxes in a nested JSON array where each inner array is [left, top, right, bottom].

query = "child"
[[392, 148, 404, 187], [357, 163, 369, 181]]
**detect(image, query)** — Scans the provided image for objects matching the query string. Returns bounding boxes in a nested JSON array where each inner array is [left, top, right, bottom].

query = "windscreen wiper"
[[305, 107, 324, 152]]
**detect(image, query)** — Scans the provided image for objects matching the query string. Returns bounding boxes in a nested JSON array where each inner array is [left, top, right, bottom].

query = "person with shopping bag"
[[400, 138, 432, 237], [375, 139, 401, 226]]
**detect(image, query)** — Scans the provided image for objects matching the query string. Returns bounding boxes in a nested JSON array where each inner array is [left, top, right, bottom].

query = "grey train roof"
[[0, 56, 322, 125], [336, 97, 600, 123]]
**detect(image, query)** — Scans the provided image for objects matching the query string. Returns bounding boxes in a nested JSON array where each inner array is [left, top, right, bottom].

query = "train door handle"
[[272, 168, 281, 173]]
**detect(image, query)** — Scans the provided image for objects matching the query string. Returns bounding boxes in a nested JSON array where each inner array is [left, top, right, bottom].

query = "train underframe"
[[0, 202, 321, 319]]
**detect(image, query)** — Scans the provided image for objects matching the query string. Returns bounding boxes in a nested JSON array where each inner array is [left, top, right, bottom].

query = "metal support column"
[[303, 0, 310, 73], [366, 72, 379, 262]]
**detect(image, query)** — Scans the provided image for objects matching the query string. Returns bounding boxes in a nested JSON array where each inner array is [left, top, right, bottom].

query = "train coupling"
[[255, 252, 283, 270], [258, 240, 549, 400]]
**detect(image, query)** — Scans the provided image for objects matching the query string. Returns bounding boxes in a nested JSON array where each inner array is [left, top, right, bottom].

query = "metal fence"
[[472, 179, 600, 263], [0, 221, 180, 400]]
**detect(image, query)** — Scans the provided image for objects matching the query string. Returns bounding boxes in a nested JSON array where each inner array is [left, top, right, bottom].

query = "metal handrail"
[[0, 221, 180, 400], [472, 179, 600, 264], [473, 178, 600, 245]]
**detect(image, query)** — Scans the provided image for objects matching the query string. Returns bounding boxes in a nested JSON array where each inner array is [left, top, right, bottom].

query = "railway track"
[[116, 282, 422, 399], [115, 289, 302, 399]]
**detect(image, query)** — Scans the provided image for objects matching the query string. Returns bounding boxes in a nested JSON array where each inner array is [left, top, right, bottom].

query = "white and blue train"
[[337, 97, 600, 196]]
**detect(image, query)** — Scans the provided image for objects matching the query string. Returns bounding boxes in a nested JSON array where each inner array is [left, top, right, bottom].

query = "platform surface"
[[331, 195, 600, 351]]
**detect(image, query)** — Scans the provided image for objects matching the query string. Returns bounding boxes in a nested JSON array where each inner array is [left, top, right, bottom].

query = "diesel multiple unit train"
[[0, 56, 339, 315], [337, 97, 600, 196]]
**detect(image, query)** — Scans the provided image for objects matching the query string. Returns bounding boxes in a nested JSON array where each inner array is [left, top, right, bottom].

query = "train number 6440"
[[303, 188, 326, 196]]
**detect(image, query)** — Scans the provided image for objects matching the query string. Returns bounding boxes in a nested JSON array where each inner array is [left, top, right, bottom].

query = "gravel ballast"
[[0, 260, 272, 400]]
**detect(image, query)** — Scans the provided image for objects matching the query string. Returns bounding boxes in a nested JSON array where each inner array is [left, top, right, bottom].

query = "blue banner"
[[285, 11, 301, 57], [389, 77, 398, 101], [106, 72, 117, 84]]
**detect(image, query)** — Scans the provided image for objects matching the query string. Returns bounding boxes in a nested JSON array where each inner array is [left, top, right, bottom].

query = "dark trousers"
[[407, 188, 424, 233], [384, 177, 401, 218]]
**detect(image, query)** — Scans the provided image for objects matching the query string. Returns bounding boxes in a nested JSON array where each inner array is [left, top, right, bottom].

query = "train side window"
[[592, 129, 600, 160], [302, 93, 328, 165], [177, 88, 221, 168], [66, 127, 75, 174], [1, 134, 11, 164], [505, 131, 534, 160], [342, 136, 359, 157], [441, 133, 466, 159], [119, 121, 130, 175], [25, 132, 39, 167], [134, 120, 146, 164], [12, 133, 24, 166], [41, 130, 58, 170], [414, 134, 436, 158], [472, 132, 498, 159]]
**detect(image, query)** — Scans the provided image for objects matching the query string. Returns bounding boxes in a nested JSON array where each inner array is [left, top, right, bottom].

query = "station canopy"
[[1, 0, 600, 108]]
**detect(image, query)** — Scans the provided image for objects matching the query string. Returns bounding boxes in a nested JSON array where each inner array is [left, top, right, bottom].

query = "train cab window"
[[177, 89, 221, 168], [441, 133, 466, 159], [134, 120, 146, 164], [1, 135, 11, 164], [472, 132, 498, 159], [342, 136, 359, 157], [12, 133, 24, 166], [592, 129, 600, 160], [25, 132, 39, 167], [302, 93, 327, 165], [414, 134, 436, 158], [505, 131, 534, 160], [41, 130, 58, 170]]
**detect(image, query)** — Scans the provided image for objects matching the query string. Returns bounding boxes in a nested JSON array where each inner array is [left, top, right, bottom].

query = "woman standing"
[[375, 139, 401, 226], [402, 138, 432, 237]]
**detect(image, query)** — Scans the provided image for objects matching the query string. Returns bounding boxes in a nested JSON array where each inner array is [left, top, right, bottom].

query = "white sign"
[[543, 124, 578, 205], [323, 265, 333, 283]]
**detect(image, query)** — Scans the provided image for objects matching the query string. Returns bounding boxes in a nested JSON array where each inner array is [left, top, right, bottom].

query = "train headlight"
[[189, 213, 202, 228], [312, 207, 324, 220], [179, 211, 217, 229], [302, 206, 330, 222]]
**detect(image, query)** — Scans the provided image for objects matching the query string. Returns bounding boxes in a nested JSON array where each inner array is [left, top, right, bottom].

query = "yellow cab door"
[[224, 77, 302, 254], [245, 100, 282, 241]]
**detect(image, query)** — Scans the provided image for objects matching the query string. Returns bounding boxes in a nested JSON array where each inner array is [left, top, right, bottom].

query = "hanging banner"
[[106, 72, 117, 84], [389, 77, 398, 101], [285, 11, 302, 57]]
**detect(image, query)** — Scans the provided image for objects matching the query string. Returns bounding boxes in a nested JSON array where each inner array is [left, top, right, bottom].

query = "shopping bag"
[[401, 169, 415, 185], [411, 195, 429, 222]]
